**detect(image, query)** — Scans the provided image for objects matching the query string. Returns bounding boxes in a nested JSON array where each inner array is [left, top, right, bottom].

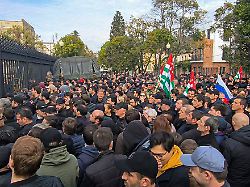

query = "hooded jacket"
[[77, 145, 99, 184], [221, 125, 250, 187], [37, 145, 79, 187], [70, 134, 85, 156], [123, 120, 149, 155]]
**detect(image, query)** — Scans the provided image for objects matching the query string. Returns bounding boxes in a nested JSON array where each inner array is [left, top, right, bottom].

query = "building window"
[[198, 66, 201, 73], [220, 67, 226, 74], [193, 67, 196, 74]]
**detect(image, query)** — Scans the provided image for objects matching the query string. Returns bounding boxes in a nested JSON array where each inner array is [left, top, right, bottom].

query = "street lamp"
[[58, 40, 64, 80], [166, 42, 171, 56]]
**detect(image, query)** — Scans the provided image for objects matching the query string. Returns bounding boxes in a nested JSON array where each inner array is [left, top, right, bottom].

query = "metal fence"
[[0, 37, 57, 97]]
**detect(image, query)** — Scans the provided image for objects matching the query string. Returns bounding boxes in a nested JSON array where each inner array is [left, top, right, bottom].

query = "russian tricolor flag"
[[215, 75, 233, 102]]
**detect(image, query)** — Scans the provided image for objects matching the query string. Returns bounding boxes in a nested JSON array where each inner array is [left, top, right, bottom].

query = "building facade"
[[0, 19, 35, 36], [42, 42, 55, 55]]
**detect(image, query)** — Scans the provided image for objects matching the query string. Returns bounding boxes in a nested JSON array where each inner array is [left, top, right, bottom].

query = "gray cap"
[[181, 146, 225, 172]]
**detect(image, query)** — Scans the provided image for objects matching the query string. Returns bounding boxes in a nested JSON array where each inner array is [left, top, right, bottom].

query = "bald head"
[[232, 113, 249, 130], [90, 110, 104, 125]]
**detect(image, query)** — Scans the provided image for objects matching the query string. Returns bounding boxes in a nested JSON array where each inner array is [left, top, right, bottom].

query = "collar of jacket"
[[97, 150, 114, 159], [157, 145, 183, 177]]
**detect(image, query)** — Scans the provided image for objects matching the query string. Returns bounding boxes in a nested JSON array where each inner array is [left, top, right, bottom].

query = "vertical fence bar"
[[0, 51, 5, 97]]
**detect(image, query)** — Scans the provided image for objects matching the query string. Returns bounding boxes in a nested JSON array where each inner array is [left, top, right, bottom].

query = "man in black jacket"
[[2, 136, 63, 187], [16, 107, 34, 137], [81, 127, 126, 187], [221, 113, 250, 187]]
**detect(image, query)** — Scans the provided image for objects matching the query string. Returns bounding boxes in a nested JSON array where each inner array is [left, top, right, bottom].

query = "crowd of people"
[[0, 72, 250, 187]]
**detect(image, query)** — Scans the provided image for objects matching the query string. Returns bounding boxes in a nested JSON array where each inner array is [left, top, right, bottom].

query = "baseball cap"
[[154, 93, 163, 100], [116, 151, 158, 179], [56, 98, 65, 104], [36, 101, 48, 111], [43, 106, 57, 114], [40, 128, 62, 149], [115, 102, 128, 110], [13, 95, 24, 104], [181, 146, 225, 172]]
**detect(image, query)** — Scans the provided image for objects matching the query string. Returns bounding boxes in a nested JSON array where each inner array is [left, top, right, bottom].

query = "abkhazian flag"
[[159, 53, 175, 98], [234, 66, 243, 80], [184, 70, 196, 96]]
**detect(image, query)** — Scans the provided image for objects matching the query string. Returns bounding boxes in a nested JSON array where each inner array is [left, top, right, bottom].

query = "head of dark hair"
[[180, 139, 198, 154], [90, 86, 97, 93], [62, 117, 77, 135], [149, 132, 174, 152], [17, 107, 33, 120], [204, 96, 212, 108], [28, 127, 44, 139], [191, 109, 204, 120], [93, 127, 113, 152], [236, 96, 247, 108], [33, 86, 41, 94], [171, 89, 179, 95], [82, 94, 91, 104], [195, 94, 205, 104], [178, 98, 189, 105], [76, 104, 88, 116], [107, 94, 117, 104], [212, 104, 227, 116], [205, 116, 219, 133], [44, 115, 59, 129], [171, 132, 182, 146], [3, 108, 15, 120], [125, 109, 140, 123], [188, 88, 196, 93], [41, 91, 50, 100], [83, 124, 98, 145]]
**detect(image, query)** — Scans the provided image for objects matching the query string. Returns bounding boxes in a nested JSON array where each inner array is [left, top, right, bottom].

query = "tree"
[[126, 16, 154, 72], [53, 31, 95, 58], [0, 25, 45, 51], [98, 36, 140, 72], [151, 0, 207, 55], [214, 0, 250, 71], [110, 11, 126, 40], [144, 28, 173, 71]]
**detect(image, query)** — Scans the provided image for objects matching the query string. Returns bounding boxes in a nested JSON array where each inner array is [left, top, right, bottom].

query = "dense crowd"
[[0, 72, 250, 187]]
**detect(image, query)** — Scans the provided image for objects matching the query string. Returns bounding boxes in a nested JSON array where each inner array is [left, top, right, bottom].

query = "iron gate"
[[0, 37, 57, 97]]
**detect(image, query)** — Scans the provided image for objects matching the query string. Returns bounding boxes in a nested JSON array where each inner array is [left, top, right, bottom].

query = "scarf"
[[157, 145, 183, 177]]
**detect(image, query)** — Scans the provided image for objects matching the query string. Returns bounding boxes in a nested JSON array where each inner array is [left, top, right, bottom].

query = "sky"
[[0, 0, 235, 52]]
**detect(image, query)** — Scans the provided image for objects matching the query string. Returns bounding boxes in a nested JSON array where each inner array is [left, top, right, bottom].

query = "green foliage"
[[98, 36, 140, 72], [110, 11, 126, 40], [126, 16, 154, 72], [214, 0, 250, 71], [54, 31, 95, 58], [0, 25, 45, 50], [144, 28, 173, 54], [151, 0, 207, 55], [144, 28, 174, 71]]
